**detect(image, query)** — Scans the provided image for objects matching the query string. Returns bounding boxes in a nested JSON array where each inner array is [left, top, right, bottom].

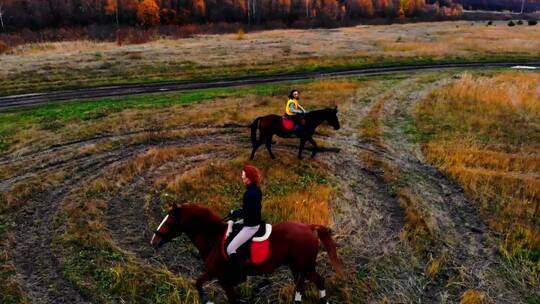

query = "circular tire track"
[[3, 128, 246, 303], [2, 71, 533, 303]]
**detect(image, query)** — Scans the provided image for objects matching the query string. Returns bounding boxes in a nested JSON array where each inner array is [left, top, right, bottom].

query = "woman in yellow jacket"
[[285, 90, 306, 133]]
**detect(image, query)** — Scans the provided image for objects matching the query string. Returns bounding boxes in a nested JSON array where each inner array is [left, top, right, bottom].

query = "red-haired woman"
[[226, 165, 263, 283]]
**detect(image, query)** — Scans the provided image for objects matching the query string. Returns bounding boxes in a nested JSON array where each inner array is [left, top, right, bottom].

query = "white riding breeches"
[[226, 225, 259, 256]]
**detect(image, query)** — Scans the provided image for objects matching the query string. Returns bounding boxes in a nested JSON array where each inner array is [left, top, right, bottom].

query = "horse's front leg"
[[219, 280, 238, 304], [298, 138, 307, 160], [196, 271, 212, 303], [308, 137, 318, 158]]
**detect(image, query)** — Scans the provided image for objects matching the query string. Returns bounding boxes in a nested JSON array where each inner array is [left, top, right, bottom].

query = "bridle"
[[154, 214, 176, 242]]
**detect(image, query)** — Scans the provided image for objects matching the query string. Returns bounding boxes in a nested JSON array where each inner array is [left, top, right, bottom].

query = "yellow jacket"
[[285, 98, 301, 116]]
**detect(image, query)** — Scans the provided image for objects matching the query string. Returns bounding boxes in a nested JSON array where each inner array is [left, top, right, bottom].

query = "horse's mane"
[[180, 203, 224, 230], [305, 107, 333, 116]]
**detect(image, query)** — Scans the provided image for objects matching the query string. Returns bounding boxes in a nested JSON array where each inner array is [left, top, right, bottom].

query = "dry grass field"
[[1, 67, 539, 303], [416, 71, 540, 279], [1, 21, 540, 95]]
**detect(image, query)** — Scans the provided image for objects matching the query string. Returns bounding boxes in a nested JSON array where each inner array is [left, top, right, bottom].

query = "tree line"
[[452, 0, 540, 12], [0, 0, 468, 31]]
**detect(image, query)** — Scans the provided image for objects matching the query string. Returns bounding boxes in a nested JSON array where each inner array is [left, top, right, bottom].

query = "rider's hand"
[[230, 209, 243, 218]]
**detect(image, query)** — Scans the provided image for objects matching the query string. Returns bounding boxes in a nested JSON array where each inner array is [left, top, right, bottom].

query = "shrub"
[[178, 24, 200, 37], [116, 28, 156, 45], [528, 20, 538, 26], [0, 40, 8, 54], [517, 20, 523, 25], [508, 20, 516, 27], [235, 29, 245, 40], [486, 21, 493, 26]]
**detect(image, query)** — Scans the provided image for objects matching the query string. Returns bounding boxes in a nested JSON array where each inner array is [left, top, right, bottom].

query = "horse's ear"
[[171, 203, 183, 217], [333, 106, 338, 113]]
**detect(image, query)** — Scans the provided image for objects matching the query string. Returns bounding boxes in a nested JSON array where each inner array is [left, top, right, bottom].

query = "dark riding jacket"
[[232, 183, 262, 227]]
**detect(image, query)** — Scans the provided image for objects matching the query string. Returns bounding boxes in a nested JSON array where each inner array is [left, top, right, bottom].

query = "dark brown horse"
[[150, 203, 343, 304], [249, 107, 340, 160]]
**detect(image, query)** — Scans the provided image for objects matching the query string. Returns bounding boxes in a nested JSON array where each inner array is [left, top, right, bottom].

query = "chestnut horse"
[[150, 204, 343, 304], [249, 107, 340, 160]]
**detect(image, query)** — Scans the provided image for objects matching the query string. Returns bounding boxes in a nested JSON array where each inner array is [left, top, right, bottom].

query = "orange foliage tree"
[[192, 0, 206, 19], [375, 0, 395, 17], [350, 0, 375, 17], [406, 0, 426, 17], [105, 0, 119, 26], [137, 0, 161, 26]]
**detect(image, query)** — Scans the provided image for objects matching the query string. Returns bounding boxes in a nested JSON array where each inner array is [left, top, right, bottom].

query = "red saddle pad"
[[250, 240, 270, 264], [282, 117, 294, 130]]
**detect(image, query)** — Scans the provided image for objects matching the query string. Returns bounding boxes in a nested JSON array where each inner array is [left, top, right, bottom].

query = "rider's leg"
[[226, 225, 259, 256], [292, 115, 301, 133], [225, 226, 259, 284]]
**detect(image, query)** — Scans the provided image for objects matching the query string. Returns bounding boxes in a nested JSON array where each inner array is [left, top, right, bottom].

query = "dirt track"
[[1, 71, 537, 303], [1, 61, 539, 111]]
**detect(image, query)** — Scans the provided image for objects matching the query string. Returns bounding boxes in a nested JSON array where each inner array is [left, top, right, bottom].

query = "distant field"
[[1, 69, 539, 303], [414, 71, 540, 280], [1, 21, 540, 96]]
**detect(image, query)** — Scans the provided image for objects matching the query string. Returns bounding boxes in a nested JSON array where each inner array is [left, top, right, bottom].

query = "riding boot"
[[293, 124, 302, 137], [226, 253, 247, 285]]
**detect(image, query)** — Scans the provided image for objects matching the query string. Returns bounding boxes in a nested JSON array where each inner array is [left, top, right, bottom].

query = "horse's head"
[[326, 106, 340, 130], [150, 203, 223, 250], [150, 203, 183, 250]]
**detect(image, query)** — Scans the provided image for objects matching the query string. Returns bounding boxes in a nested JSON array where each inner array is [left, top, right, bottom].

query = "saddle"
[[222, 221, 272, 264], [282, 116, 305, 131]]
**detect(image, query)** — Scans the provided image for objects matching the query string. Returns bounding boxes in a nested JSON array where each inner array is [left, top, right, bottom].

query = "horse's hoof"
[[200, 294, 210, 303]]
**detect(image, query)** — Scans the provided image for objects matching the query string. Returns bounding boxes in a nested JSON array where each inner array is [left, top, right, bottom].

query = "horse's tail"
[[310, 225, 344, 277], [250, 117, 261, 144]]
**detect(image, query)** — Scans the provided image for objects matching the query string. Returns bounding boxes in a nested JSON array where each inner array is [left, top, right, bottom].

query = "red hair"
[[243, 165, 262, 185]]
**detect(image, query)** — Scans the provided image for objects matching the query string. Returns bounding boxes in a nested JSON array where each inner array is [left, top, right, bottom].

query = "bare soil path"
[[1, 61, 539, 111]]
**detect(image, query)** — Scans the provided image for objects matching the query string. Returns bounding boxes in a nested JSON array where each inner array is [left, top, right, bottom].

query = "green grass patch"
[[1, 52, 538, 97], [0, 81, 301, 123], [0, 81, 307, 153], [60, 243, 197, 304]]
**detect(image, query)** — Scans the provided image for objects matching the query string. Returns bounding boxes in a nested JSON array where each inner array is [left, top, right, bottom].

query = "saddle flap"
[[222, 221, 272, 264], [250, 239, 270, 264], [282, 117, 294, 130]]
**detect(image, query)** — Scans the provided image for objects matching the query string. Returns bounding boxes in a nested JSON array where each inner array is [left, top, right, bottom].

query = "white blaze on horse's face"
[[151, 214, 169, 246]]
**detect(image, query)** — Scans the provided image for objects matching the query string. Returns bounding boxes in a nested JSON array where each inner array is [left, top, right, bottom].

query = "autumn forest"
[[0, 0, 467, 31]]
